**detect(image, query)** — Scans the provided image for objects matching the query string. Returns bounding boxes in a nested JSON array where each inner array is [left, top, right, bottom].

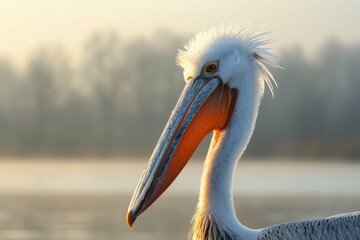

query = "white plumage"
[[127, 25, 360, 240], [176, 25, 277, 96]]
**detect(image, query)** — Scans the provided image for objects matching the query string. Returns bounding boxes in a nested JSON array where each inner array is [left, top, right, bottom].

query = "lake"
[[0, 159, 359, 239]]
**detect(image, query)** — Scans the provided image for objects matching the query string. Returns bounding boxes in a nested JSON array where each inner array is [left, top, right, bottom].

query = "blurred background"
[[0, 0, 360, 239]]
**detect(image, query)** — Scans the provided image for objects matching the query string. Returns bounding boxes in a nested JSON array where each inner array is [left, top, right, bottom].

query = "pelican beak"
[[126, 76, 237, 228]]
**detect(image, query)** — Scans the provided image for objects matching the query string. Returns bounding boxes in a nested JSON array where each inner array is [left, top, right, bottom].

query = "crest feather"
[[176, 24, 279, 96]]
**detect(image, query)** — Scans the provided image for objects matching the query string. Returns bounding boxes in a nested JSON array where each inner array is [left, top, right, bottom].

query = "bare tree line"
[[0, 31, 359, 159]]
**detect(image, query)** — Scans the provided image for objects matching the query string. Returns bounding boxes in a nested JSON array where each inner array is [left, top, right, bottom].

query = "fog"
[[0, 31, 359, 159]]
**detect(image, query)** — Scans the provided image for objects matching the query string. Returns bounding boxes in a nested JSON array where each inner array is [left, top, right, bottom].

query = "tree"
[[82, 32, 124, 155], [24, 46, 73, 154]]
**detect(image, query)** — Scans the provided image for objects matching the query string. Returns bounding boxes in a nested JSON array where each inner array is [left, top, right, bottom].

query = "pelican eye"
[[203, 61, 219, 76]]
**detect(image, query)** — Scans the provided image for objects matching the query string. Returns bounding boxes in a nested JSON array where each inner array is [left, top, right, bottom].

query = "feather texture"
[[256, 214, 360, 240], [190, 209, 236, 240], [176, 24, 278, 97]]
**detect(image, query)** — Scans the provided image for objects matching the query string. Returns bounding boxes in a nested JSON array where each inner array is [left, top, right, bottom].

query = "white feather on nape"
[[176, 24, 279, 97], [256, 56, 278, 97]]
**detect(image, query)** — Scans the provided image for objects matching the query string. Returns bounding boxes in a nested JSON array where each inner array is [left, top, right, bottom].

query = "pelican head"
[[126, 25, 276, 238]]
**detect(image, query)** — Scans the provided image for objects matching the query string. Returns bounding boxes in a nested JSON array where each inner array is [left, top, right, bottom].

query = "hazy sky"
[[1, 0, 360, 66]]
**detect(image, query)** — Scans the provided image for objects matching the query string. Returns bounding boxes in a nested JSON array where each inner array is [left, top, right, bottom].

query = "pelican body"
[[126, 26, 360, 240]]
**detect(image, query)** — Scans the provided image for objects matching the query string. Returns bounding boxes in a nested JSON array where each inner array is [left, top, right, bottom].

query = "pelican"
[[126, 25, 360, 239]]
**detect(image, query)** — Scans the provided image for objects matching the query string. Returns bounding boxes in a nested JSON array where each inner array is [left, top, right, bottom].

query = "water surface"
[[0, 159, 359, 240]]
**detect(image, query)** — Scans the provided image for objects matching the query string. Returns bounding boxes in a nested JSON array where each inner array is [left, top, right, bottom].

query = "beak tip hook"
[[126, 209, 135, 229]]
